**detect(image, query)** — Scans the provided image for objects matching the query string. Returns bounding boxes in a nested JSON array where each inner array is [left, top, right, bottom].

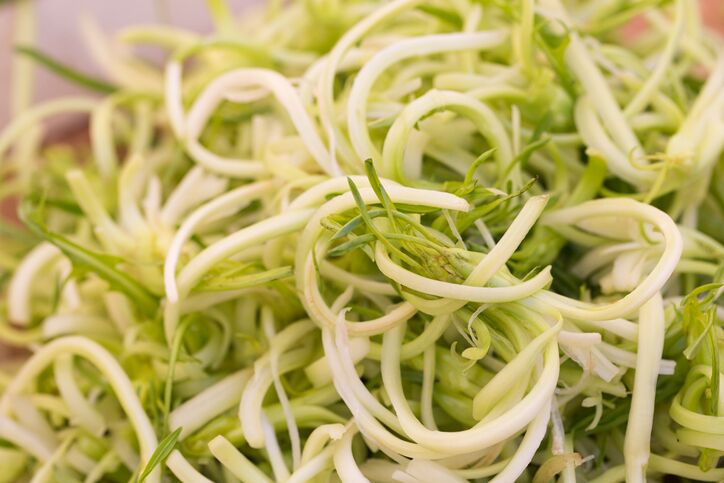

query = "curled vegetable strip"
[[1, 0, 721, 480], [489, 400, 552, 483], [7, 242, 62, 326], [403, 459, 468, 483], [178, 208, 315, 296], [168, 369, 251, 440], [318, 260, 397, 296], [295, 182, 469, 333], [380, 89, 514, 182], [374, 242, 553, 303], [316, 0, 424, 168], [380, 321, 560, 455], [623, 0, 686, 118], [333, 426, 369, 483], [540, 0, 648, 183], [0, 337, 160, 483], [575, 98, 653, 186], [90, 92, 151, 178], [159, 166, 229, 228], [465, 195, 549, 285], [301, 423, 346, 463], [184, 67, 338, 177], [367, 314, 451, 361], [667, 55, 724, 176], [166, 449, 213, 483], [238, 319, 316, 448], [0, 416, 55, 462], [165, 208, 314, 341], [347, 30, 507, 163], [287, 444, 338, 483], [208, 435, 273, 483], [163, 179, 277, 303], [540, 198, 683, 320], [164, 61, 185, 138], [0, 97, 97, 159], [321, 322, 440, 460], [53, 355, 106, 437], [397, 194, 550, 316]]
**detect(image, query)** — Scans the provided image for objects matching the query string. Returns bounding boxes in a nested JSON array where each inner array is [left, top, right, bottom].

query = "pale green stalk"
[[624, 293, 665, 483]]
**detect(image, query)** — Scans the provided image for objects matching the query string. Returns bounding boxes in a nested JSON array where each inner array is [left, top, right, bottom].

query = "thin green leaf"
[[461, 148, 496, 194], [136, 427, 182, 482], [567, 155, 607, 206], [328, 233, 376, 258], [441, 177, 536, 234], [347, 178, 421, 270], [25, 193, 83, 216], [364, 159, 398, 231], [393, 203, 441, 214], [709, 313, 720, 416], [682, 307, 713, 360], [500, 115, 551, 183], [331, 208, 444, 246], [18, 200, 158, 317], [330, 213, 367, 241], [196, 266, 293, 291], [533, 16, 576, 97], [15, 45, 117, 94]]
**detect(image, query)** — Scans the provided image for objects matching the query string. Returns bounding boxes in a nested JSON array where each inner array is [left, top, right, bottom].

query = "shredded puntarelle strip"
[[0, 0, 721, 481]]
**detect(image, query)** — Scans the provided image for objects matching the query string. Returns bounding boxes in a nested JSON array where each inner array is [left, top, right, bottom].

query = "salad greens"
[[0, 0, 723, 481]]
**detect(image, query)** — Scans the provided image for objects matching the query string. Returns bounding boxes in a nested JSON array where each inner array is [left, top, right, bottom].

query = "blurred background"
[[0, 0, 260, 129], [0, 0, 722, 130]]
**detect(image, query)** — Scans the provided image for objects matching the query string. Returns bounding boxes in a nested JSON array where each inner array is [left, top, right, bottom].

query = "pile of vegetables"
[[0, 0, 723, 481]]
